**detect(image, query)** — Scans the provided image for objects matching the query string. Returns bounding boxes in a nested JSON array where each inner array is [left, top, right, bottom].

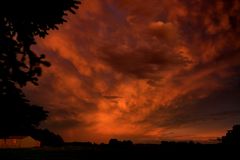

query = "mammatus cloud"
[[25, 0, 240, 143]]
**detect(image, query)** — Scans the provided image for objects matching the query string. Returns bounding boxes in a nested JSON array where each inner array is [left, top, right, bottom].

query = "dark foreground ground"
[[0, 144, 239, 160]]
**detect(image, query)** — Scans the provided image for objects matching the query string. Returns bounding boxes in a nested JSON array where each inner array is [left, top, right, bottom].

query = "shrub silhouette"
[[109, 139, 133, 147], [31, 128, 64, 147], [221, 124, 240, 145]]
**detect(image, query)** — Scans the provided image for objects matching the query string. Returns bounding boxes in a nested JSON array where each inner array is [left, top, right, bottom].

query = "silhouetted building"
[[0, 136, 40, 148]]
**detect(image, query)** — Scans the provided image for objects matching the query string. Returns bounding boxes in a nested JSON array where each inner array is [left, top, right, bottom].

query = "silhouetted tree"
[[221, 124, 240, 145], [109, 139, 121, 146], [31, 128, 64, 147], [109, 139, 133, 147], [0, 0, 81, 140], [0, 0, 81, 86], [0, 80, 48, 138], [122, 140, 133, 146]]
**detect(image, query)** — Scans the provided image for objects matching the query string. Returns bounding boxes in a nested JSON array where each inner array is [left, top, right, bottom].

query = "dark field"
[[0, 144, 239, 160]]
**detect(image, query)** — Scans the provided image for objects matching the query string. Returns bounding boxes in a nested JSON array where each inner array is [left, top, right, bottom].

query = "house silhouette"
[[0, 136, 40, 148]]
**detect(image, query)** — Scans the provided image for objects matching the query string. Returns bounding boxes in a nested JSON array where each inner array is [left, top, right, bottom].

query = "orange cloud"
[[25, 0, 240, 143]]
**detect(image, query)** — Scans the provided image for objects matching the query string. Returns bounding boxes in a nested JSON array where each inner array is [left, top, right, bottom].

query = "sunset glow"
[[25, 0, 240, 143]]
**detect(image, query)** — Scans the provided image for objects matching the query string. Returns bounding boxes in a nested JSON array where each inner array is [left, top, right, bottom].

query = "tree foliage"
[[221, 124, 240, 145], [0, 0, 81, 86], [0, 80, 48, 138], [31, 128, 64, 147], [0, 0, 81, 138]]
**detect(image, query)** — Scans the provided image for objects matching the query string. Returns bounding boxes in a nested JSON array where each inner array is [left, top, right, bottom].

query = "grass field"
[[0, 144, 239, 160]]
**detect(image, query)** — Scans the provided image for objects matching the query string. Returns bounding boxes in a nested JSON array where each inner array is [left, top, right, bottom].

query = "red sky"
[[25, 0, 240, 143]]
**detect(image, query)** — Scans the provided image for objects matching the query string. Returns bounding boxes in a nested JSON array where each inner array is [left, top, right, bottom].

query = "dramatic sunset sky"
[[25, 0, 240, 143]]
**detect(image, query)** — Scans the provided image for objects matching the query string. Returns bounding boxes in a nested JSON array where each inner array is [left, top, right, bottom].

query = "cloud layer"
[[25, 0, 240, 143]]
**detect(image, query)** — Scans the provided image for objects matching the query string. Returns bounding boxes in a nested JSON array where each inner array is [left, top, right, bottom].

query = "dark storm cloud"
[[143, 86, 240, 130], [98, 44, 190, 79]]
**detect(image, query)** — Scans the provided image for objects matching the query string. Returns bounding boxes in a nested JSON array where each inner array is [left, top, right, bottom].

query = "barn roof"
[[4, 136, 27, 139]]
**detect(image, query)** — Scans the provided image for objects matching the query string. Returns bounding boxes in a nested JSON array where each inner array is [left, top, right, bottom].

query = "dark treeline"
[[63, 124, 240, 147], [0, 124, 239, 159]]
